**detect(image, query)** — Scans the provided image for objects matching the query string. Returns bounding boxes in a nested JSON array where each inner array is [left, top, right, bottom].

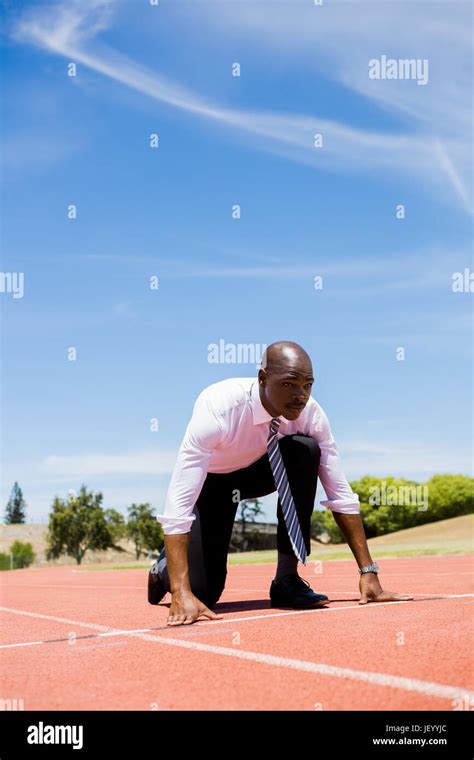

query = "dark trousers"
[[159, 434, 321, 607]]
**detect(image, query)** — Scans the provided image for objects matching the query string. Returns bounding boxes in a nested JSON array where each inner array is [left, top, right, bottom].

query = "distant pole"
[[10, 553, 13, 571]]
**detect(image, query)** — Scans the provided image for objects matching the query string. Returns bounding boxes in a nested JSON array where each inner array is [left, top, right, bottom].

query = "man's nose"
[[293, 390, 307, 402]]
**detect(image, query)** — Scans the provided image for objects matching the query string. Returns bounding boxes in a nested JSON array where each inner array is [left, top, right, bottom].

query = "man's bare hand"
[[359, 573, 414, 605], [167, 590, 224, 626]]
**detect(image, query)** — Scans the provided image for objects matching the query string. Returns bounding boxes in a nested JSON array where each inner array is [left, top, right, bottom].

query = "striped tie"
[[267, 417, 307, 565]]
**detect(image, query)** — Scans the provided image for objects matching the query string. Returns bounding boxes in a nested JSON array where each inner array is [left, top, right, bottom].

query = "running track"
[[1, 555, 473, 711]]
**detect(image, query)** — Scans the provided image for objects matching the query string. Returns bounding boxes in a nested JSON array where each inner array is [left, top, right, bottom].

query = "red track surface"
[[1, 555, 473, 711]]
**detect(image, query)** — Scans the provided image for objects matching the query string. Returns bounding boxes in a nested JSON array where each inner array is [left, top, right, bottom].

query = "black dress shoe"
[[270, 573, 329, 609], [147, 559, 167, 605]]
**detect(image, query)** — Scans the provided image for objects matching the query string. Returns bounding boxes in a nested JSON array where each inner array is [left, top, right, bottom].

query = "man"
[[149, 341, 413, 626]]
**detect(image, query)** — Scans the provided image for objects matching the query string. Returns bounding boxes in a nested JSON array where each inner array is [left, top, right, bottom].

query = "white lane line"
[[282, 572, 474, 577], [0, 626, 234, 648], [355, 572, 474, 576], [223, 591, 474, 599], [21, 585, 148, 591], [191, 594, 474, 626], [0, 606, 472, 704], [0, 594, 474, 649], [19, 585, 272, 594], [7, 582, 473, 596], [1, 593, 473, 646], [0, 639, 47, 649], [231, 569, 474, 577], [1, 594, 472, 649], [0, 607, 112, 632]]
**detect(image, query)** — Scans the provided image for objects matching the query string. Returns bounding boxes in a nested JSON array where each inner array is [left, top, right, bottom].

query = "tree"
[[104, 508, 127, 545], [46, 485, 119, 565], [10, 540, 35, 568], [421, 475, 474, 523], [0, 541, 36, 570], [348, 474, 472, 540], [5, 482, 27, 524], [310, 509, 344, 543], [126, 503, 164, 560], [236, 498, 264, 550]]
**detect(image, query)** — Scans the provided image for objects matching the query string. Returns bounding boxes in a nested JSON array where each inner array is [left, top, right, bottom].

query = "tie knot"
[[270, 417, 281, 434]]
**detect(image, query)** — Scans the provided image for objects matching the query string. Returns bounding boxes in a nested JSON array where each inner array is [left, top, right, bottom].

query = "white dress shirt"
[[156, 377, 360, 535]]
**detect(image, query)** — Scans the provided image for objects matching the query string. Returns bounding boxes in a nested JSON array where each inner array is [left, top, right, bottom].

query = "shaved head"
[[261, 341, 312, 376], [258, 341, 314, 421]]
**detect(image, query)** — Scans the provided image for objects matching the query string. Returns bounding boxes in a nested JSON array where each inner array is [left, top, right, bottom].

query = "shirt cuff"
[[155, 513, 196, 535], [320, 498, 360, 515]]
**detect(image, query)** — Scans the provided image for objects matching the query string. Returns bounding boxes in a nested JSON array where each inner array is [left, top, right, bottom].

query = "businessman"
[[149, 341, 413, 625]]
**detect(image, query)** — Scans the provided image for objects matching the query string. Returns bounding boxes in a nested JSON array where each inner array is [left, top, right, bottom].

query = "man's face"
[[259, 366, 314, 421]]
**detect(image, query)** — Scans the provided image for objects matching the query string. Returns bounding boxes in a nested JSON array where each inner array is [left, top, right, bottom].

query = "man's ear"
[[258, 368, 267, 385]]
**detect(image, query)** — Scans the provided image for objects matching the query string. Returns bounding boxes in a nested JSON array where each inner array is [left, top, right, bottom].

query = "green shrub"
[[0, 541, 36, 570]]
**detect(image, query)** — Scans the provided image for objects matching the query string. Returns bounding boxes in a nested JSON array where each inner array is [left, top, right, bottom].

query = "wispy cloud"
[[112, 301, 133, 316], [189, 0, 473, 213], [2, 130, 86, 172], [41, 448, 177, 477], [10, 0, 472, 212], [153, 248, 472, 296], [1, 444, 180, 519], [81, 245, 471, 285], [339, 439, 473, 481]]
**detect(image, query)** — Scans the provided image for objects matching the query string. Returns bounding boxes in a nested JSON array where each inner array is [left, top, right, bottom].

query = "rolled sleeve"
[[304, 400, 360, 515], [155, 394, 225, 536]]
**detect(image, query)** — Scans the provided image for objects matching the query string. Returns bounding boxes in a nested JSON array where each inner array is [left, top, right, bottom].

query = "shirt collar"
[[250, 380, 290, 426]]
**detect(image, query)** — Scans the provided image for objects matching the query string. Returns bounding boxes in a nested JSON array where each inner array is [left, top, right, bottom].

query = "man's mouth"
[[287, 403, 304, 410]]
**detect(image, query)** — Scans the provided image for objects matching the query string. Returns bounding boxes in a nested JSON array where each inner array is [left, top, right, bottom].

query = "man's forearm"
[[164, 533, 192, 594], [332, 512, 373, 568]]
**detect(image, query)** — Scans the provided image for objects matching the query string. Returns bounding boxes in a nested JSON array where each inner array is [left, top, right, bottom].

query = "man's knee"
[[200, 585, 224, 608], [203, 593, 221, 608], [191, 571, 226, 608], [281, 434, 321, 465], [300, 435, 321, 464]]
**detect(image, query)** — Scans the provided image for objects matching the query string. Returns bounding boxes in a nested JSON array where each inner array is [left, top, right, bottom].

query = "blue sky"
[[1, 0, 472, 524]]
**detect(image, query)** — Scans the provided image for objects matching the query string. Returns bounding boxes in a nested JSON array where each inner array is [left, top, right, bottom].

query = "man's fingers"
[[167, 614, 197, 626], [165, 597, 225, 626], [200, 609, 224, 619], [384, 592, 414, 601], [361, 590, 415, 604], [167, 614, 188, 625], [376, 590, 414, 602]]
